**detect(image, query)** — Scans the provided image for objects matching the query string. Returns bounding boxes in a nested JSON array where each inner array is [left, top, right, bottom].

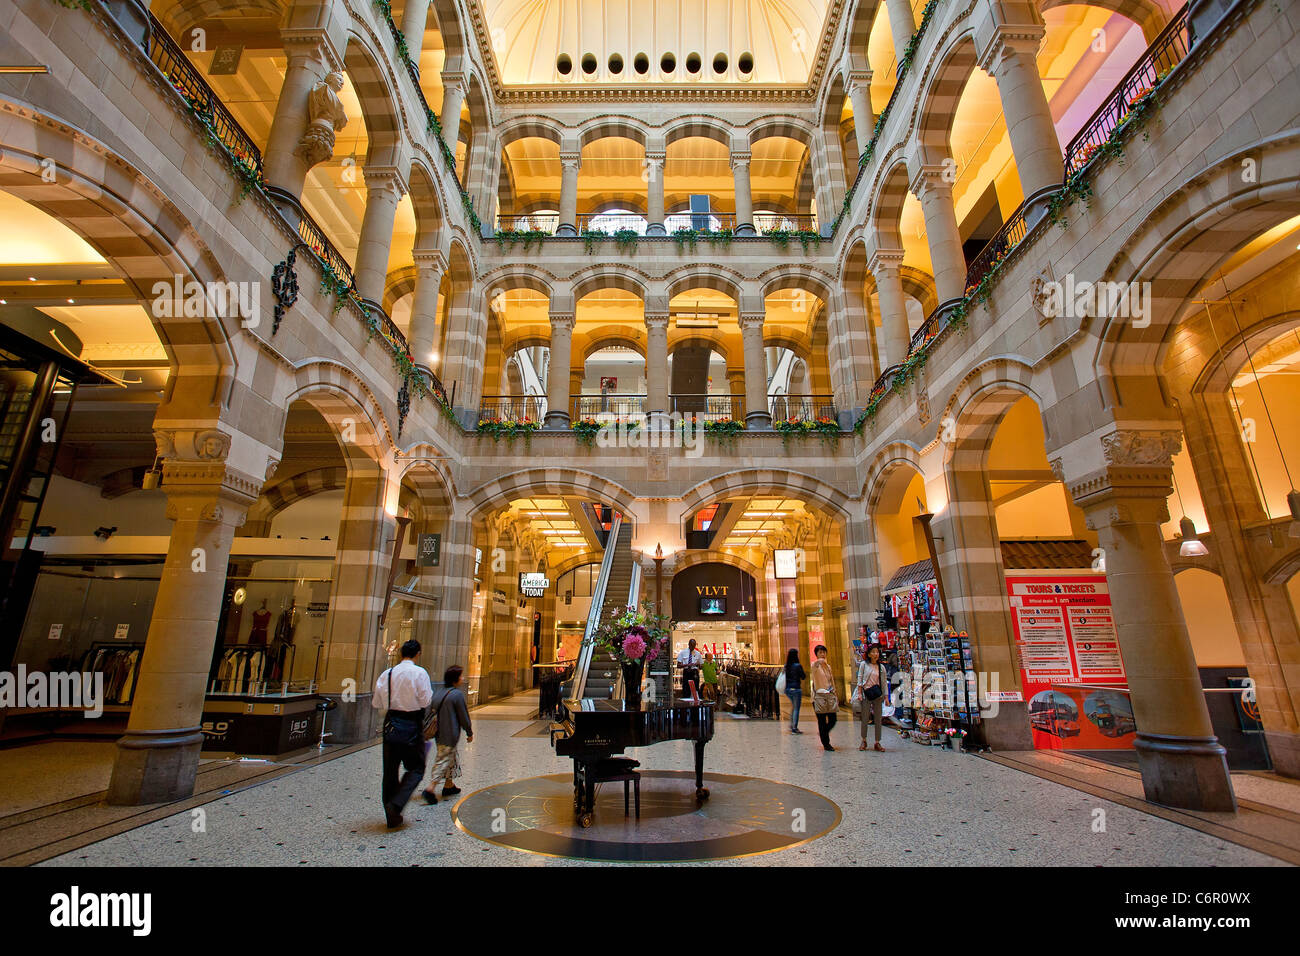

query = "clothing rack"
[[78, 642, 145, 706], [717, 658, 783, 719], [536, 661, 575, 719], [209, 643, 295, 696]]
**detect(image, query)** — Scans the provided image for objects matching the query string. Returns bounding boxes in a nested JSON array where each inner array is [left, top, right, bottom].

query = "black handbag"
[[381, 668, 422, 746]]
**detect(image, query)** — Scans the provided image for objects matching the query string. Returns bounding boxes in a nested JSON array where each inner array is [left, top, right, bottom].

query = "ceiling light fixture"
[[1178, 516, 1209, 557]]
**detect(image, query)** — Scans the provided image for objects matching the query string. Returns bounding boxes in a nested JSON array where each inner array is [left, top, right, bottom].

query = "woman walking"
[[782, 648, 805, 734], [810, 645, 839, 751], [857, 644, 887, 752]]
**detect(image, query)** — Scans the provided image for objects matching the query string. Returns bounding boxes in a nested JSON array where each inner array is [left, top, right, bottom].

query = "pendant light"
[[1172, 471, 1208, 557]]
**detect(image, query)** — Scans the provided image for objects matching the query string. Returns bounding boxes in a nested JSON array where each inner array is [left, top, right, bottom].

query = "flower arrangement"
[[571, 417, 603, 447], [477, 416, 540, 440], [591, 606, 671, 667], [774, 416, 840, 445], [702, 417, 744, 439]]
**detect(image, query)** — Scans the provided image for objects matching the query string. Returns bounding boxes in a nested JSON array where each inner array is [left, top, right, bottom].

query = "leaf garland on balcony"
[[317, 260, 353, 316], [670, 227, 734, 253], [495, 229, 550, 252], [774, 416, 841, 446], [581, 228, 606, 254], [766, 229, 821, 253], [612, 228, 640, 255], [672, 228, 699, 253], [476, 417, 541, 441], [697, 418, 744, 448], [571, 417, 604, 447]]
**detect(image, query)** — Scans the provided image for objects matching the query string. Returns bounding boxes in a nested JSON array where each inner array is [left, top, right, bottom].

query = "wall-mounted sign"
[[114, 624, 130, 640], [48, 624, 63, 641], [207, 45, 244, 75], [774, 549, 798, 580], [519, 572, 550, 598], [417, 533, 442, 568]]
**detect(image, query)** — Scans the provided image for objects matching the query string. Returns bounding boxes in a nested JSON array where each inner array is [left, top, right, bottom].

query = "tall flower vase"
[[622, 661, 644, 708]]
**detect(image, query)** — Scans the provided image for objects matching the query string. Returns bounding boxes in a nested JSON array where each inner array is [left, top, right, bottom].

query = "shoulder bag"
[[423, 686, 450, 741], [381, 668, 421, 746]]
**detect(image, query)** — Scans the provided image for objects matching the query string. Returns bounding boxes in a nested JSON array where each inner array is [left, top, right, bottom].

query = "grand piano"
[[552, 696, 715, 828]]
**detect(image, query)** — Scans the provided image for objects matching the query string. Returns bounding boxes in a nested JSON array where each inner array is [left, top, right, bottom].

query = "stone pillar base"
[[1134, 732, 1237, 811], [744, 411, 771, 430], [735, 224, 757, 237], [646, 223, 667, 237], [1264, 730, 1300, 780], [317, 694, 379, 745], [556, 224, 578, 237], [972, 701, 1034, 750], [105, 728, 205, 806], [1022, 185, 1061, 231], [544, 411, 571, 430]]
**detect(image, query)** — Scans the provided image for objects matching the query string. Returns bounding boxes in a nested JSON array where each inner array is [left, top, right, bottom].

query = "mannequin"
[[249, 599, 272, 645]]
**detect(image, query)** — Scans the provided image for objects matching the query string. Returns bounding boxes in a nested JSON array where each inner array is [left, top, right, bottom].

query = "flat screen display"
[[699, 596, 726, 615]]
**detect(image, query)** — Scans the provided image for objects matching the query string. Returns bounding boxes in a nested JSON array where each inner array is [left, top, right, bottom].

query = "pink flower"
[[622, 634, 646, 660]]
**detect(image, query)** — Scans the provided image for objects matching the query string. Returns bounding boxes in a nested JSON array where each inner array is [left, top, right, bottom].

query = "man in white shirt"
[[371, 639, 433, 827], [676, 639, 703, 700]]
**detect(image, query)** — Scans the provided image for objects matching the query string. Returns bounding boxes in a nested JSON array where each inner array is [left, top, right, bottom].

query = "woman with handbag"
[[857, 644, 887, 752], [779, 648, 805, 734], [810, 644, 838, 751]]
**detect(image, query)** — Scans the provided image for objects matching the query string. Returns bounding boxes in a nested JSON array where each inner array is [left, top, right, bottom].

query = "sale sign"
[[1007, 574, 1135, 751]]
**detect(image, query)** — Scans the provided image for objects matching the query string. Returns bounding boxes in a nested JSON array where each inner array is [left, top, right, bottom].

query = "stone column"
[[847, 71, 875, 159], [106, 431, 262, 805], [557, 147, 582, 237], [869, 249, 910, 369], [732, 151, 755, 236], [645, 313, 670, 423], [439, 73, 467, 156], [1063, 429, 1236, 811], [908, 156, 967, 304], [264, 31, 343, 198], [407, 249, 446, 372], [977, 23, 1064, 224], [545, 312, 575, 428], [645, 145, 667, 236], [353, 166, 408, 308], [740, 313, 770, 429], [401, 0, 431, 64], [727, 369, 746, 419], [884, 0, 917, 73]]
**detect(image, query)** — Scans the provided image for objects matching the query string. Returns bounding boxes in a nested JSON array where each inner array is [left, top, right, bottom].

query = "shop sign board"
[[417, 533, 441, 567], [1007, 574, 1132, 751], [773, 549, 798, 580], [519, 572, 549, 597], [48, 624, 63, 640], [114, 624, 130, 640]]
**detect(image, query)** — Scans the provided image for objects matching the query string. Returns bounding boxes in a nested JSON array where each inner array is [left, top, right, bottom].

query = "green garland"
[[495, 229, 550, 252], [571, 418, 603, 447], [582, 228, 607, 254], [766, 229, 822, 253], [317, 260, 352, 316], [672, 228, 699, 253], [477, 418, 541, 441], [613, 228, 640, 255], [773, 417, 841, 446]]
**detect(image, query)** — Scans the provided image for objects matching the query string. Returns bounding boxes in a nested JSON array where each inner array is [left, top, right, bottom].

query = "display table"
[[200, 692, 322, 756]]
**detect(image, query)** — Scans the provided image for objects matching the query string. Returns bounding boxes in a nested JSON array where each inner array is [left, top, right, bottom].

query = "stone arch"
[[679, 469, 852, 518], [279, 360, 396, 463], [429, 0, 468, 61], [665, 268, 744, 302], [245, 465, 349, 534], [759, 269, 835, 303], [465, 468, 638, 520], [497, 116, 565, 147], [663, 116, 734, 148], [0, 110, 238, 392], [1039, 0, 1170, 43], [571, 267, 649, 302], [746, 117, 817, 151], [1189, 309, 1300, 396], [862, 442, 927, 511], [408, 159, 445, 247], [899, 265, 939, 315], [672, 549, 766, 580], [482, 267, 554, 302], [398, 456, 456, 515], [938, 356, 1045, 458], [912, 30, 980, 155], [869, 154, 911, 249], [578, 116, 650, 148], [843, 0, 884, 54], [343, 30, 404, 163], [668, 333, 732, 365], [581, 326, 647, 361], [1096, 134, 1300, 400]]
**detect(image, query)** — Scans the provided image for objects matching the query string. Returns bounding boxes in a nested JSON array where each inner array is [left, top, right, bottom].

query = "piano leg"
[[694, 741, 710, 801]]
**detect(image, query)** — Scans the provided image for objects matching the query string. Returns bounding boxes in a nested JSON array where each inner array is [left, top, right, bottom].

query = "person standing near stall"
[[676, 638, 703, 699], [700, 652, 719, 702], [856, 644, 887, 752], [810, 644, 839, 751]]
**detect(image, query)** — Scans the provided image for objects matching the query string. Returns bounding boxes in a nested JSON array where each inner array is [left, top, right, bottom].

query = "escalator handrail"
[[572, 513, 623, 699]]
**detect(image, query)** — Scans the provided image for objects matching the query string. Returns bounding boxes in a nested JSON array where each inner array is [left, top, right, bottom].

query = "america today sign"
[[519, 572, 550, 598]]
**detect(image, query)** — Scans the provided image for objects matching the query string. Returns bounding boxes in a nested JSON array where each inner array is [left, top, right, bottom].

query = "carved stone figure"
[[296, 71, 349, 167]]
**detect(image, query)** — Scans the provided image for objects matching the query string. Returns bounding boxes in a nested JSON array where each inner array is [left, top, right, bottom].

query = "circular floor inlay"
[[451, 770, 841, 861]]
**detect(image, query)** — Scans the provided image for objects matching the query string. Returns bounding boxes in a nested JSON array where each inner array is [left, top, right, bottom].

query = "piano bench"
[[590, 758, 641, 819]]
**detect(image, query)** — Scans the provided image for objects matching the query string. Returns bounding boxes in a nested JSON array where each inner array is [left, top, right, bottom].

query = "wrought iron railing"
[[144, 12, 263, 181], [753, 213, 818, 235], [496, 214, 560, 234], [477, 395, 547, 423], [577, 213, 651, 234], [573, 394, 645, 419], [963, 201, 1029, 295], [664, 212, 738, 233], [769, 394, 837, 424], [1063, 4, 1190, 176], [671, 394, 744, 422]]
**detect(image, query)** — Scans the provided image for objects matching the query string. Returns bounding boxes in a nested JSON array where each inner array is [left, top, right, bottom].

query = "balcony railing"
[[664, 212, 738, 233], [753, 213, 818, 235], [496, 214, 560, 234], [144, 12, 263, 182], [963, 202, 1029, 296], [671, 394, 744, 422], [478, 395, 547, 423], [573, 394, 645, 419], [578, 213, 650, 234], [1064, 4, 1190, 176], [769, 394, 837, 424]]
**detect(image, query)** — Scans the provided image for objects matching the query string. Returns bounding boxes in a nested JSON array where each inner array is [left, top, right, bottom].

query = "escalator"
[[569, 513, 641, 700]]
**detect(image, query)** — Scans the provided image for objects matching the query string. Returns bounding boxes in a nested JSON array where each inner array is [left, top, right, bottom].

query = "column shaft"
[[646, 152, 666, 236], [732, 154, 755, 235], [912, 169, 967, 303], [401, 0, 431, 62], [645, 315, 670, 419], [545, 313, 575, 428], [440, 78, 466, 156], [885, 0, 917, 71], [408, 252, 445, 369], [353, 169, 406, 306], [264, 41, 333, 196], [984, 37, 1064, 215], [848, 77, 875, 159], [740, 315, 770, 428], [871, 254, 911, 368], [557, 154, 581, 237]]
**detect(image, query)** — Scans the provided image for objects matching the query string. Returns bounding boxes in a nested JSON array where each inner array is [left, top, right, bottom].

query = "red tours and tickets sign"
[[1007, 574, 1135, 751]]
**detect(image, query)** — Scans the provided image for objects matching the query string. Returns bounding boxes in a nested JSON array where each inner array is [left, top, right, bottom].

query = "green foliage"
[[476, 417, 541, 441], [613, 228, 640, 255], [773, 416, 841, 446], [495, 229, 550, 252]]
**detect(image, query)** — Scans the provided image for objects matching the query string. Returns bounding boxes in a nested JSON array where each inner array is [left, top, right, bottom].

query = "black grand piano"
[[552, 696, 715, 828]]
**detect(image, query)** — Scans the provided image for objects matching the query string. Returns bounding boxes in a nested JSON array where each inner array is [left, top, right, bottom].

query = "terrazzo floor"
[[26, 692, 1292, 866]]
